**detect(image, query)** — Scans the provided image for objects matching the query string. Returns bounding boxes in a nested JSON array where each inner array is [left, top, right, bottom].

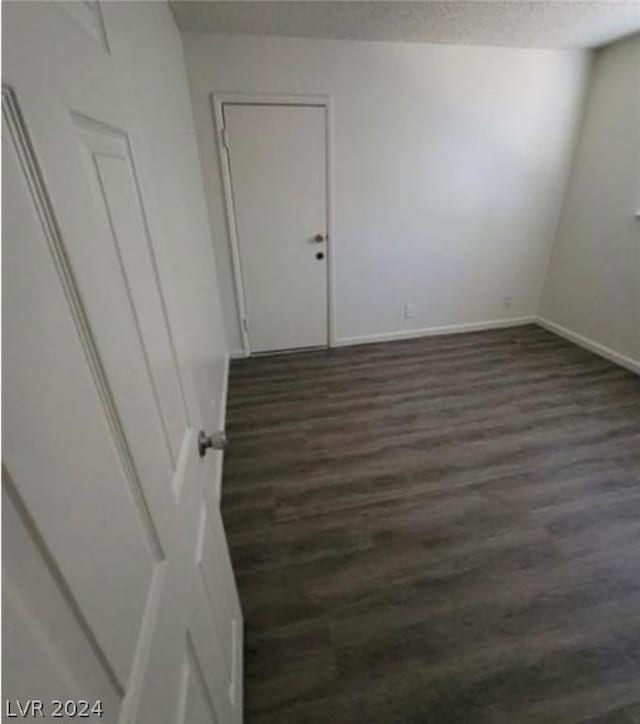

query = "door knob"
[[313, 233, 326, 243], [198, 430, 226, 457]]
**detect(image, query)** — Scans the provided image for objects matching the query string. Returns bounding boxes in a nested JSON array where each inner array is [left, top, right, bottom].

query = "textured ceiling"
[[170, 1, 640, 49]]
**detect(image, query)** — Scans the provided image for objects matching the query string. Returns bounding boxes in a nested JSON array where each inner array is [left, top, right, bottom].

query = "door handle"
[[198, 430, 226, 457], [313, 233, 326, 243]]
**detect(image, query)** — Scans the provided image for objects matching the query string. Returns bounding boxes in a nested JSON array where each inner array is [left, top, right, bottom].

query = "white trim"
[[214, 351, 231, 502], [217, 351, 231, 433], [212, 96, 251, 356], [228, 348, 246, 360], [211, 93, 335, 355], [333, 316, 536, 348], [325, 98, 337, 347], [536, 317, 640, 376]]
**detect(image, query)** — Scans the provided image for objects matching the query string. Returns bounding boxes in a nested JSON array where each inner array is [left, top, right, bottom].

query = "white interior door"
[[2, 3, 241, 723], [223, 103, 328, 353]]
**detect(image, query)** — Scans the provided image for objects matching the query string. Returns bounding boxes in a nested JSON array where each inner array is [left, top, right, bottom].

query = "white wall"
[[539, 33, 640, 369], [183, 33, 590, 350], [104, 3, 229, 429]]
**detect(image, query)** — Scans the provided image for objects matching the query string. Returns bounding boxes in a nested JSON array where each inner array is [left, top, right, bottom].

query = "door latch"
[[198, 430, 227, 457]]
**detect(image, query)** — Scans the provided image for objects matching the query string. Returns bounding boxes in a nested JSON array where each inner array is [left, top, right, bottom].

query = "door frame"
[[211, 93, 335, 356]]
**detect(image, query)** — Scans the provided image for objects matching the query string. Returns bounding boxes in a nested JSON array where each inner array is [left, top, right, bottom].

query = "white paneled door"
[[223, 103, 328, 353], [2, 3, 241, 724]]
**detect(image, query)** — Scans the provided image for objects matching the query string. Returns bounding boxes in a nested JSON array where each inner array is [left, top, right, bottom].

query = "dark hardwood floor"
[[222, 324, 640, 723]]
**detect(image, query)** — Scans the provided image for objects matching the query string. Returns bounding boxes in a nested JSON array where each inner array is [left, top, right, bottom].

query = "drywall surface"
[[183, 33, 590, 348], [106, 3, 229, 428], [540, 33, 640, 366]]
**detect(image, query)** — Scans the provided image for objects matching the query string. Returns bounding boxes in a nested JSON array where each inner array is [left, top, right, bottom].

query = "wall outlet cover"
[[404, 303, 416, 319]]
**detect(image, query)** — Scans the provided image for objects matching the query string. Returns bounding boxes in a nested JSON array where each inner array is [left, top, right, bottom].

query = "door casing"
[[212, 93, 336, 356]]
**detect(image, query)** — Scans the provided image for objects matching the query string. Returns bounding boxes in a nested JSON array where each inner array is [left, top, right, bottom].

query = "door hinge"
[[221, 127, 230, 151], [242, 317, 249, 333]]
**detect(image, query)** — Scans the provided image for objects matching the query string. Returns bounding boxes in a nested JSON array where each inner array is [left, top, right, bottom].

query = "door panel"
[[2, 3, 242, 722], [73, 114, 191, 467], [3, 480, 121, 722], [178, 637, 219, 724], [3, 108, 159, 687], [224, 104, 328, 353], [196, 504, 242, 708]]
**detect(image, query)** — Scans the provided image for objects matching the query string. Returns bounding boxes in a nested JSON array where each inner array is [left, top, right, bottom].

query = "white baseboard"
[[536, 316, 640, 376], [233, 316, 638, 378], [332, 316, 536, 348]]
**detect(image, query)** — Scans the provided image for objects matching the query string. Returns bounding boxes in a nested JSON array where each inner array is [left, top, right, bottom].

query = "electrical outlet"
[[404, 303, 416, 320], [503, 296, 513, 309]]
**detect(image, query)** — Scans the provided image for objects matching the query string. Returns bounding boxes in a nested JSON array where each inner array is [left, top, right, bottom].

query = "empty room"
[[2, 1, 640, 722]]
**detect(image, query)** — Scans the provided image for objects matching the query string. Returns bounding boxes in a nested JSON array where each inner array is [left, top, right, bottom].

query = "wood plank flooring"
[[222, 324, 640, 723]]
